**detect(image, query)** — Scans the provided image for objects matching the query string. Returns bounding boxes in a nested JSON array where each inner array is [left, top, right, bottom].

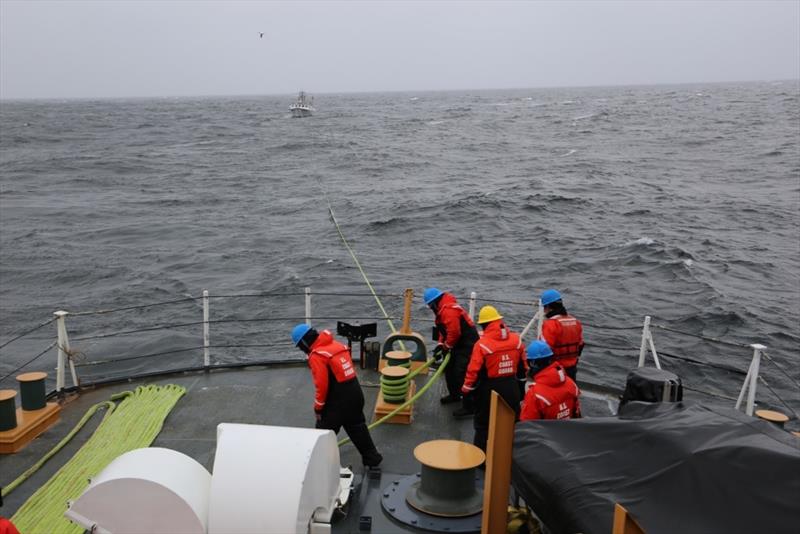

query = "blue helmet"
[[423, 287, 444, 305], [526, 340, 554, 361], [540, 289, 562, 306], [291, 323, 312, 346]]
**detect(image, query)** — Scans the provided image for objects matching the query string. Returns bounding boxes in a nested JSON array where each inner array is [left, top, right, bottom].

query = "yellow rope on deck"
[[9, 384, 186, 533]]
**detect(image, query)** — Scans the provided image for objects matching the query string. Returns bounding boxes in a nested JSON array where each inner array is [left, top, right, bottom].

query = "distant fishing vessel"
[[289, 91, 314, 118]]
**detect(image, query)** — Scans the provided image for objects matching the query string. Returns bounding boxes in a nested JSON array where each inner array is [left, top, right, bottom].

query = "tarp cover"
[[512, 401, 800, 534]]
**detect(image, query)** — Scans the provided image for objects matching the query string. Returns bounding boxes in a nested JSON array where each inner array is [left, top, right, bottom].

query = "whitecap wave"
[[625, 237, 655, 246]]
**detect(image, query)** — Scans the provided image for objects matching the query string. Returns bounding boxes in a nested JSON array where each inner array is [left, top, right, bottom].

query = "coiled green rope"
[[9, 384, 186, 533]]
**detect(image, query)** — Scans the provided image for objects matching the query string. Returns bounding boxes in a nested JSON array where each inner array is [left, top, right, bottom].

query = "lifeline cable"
[[757, 375, 800, 420], [10, 384, 186, 533], [0, 341, 57, 384], [0, 317, 56, 351]]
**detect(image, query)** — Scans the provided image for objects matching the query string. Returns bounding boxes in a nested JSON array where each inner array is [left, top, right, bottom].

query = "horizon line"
[[1, 77, 798, 102]]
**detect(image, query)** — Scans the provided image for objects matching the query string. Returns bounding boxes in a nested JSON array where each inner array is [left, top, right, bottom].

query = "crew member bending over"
[[539, 288, 584, 381], [292, 324, 383, 467], [521, 340, 581, 421], [461, 305, 527, 451]]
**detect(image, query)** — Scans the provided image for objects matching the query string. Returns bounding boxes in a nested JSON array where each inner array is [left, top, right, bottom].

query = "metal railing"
[[0, 287, 796, 420]]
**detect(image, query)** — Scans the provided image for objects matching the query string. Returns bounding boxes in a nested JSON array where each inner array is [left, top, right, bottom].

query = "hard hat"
[[526, 340, 554, 361], [291, 323, 312, 346], [540, 289, 562, 306], [477, 305, 503, 324], [423, 287, 444, 305]]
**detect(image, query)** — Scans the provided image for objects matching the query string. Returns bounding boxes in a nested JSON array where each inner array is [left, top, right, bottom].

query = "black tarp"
[[512, 401, 800, 534]]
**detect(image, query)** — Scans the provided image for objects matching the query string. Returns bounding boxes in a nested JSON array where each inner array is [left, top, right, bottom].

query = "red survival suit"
[[520, 362, 581, 421], [433, 293, 480, 402], [461, 319, 528, 451], [0, 518, 20, 534], [307, 330, 381, 466], [540, 312, 584, 380]]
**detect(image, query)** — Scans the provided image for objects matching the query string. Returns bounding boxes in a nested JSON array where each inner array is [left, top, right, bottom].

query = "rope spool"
[[386, 350, 412, 369], [16, 372, 47, 411], [405, 439, 485, 517], [381, 366, 410, 404]]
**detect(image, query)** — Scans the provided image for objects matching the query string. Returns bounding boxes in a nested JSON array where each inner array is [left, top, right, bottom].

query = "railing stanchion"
[[736, 344, 765, 416], [203, 290, 210, 367], [53, 310, 72, 393], [468, 291, 477, 321], [305, 287, 312, 325], [536, 299, 544, 339], [519, 301, 541, 341], [638, 316, 651, 368]]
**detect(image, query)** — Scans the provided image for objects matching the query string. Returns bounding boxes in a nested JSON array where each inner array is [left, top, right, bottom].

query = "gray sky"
[[1, 0, 798, 99]]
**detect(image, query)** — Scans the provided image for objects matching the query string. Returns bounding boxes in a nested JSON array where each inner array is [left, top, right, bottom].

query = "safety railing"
[[0, 288, 407, 391], [0, 288, 797, 420], [462, 293, 797, 420]]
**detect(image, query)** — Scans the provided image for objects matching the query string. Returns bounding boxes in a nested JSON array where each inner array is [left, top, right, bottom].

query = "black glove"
[[432, 344, 445, 363]]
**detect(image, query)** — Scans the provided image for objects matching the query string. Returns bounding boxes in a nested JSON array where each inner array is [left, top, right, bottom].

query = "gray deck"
[[0, 363, 616, 528]]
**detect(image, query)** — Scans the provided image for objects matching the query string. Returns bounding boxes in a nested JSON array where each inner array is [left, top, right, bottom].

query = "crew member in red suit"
[[292, 324, 382, 467], [424, 287, 480, 418], [461, 305, 528, 451], [520, 340, 581, 421], [539, 288, 584, 381]]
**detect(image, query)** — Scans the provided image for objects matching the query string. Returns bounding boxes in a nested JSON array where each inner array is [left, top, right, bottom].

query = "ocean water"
[[1, 82, 798, 414]]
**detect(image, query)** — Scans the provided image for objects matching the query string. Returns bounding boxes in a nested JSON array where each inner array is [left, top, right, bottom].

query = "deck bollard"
[[16, 372, 47, 411], [0, 390, 17, 431], [754, 409, 789, 428]]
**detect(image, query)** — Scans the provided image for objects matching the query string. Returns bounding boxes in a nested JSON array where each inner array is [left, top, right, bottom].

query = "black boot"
[[452, 405, 475, 418], [362, 449, 383, 467], [345, 421, 382, 467], [453, 395, 475, 418], [440, 393, 461, 405]]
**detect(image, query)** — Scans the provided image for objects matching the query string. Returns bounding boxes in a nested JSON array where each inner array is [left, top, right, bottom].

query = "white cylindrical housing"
[[65, 447, 211, 534], [208, 423, 340, 534]]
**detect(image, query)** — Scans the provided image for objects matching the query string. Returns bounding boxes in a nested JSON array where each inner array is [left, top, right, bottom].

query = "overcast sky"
[[1, 0, 798, 99]]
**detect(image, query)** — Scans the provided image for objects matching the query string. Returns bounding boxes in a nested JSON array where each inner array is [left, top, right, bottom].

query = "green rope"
[[1, 400, 115, 498], [339, 353, 449, 447], [318, 179, 399, 335], [9, 384, 186, 533]]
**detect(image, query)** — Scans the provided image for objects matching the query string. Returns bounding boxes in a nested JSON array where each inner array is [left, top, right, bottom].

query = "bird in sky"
[[259, 32, 264, 38]]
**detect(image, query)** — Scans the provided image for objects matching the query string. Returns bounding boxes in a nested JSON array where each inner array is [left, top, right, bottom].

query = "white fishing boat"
[[289, 91, 314, 118]]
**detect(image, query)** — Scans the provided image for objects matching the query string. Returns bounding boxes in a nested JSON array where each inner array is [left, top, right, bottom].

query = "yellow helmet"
[[477, 305, 503, 324]]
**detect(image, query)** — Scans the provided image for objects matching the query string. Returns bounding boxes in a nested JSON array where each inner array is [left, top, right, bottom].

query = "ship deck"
[[0, 363, 619, 531]]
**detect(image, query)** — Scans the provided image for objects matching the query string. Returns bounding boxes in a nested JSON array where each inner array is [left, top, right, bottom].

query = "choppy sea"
[[1, 82, 798, 414]]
